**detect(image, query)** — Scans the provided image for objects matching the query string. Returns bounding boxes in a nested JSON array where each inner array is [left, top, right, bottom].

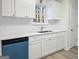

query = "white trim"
[[0, 41, 2, 56], [64, 47, 70, 51]]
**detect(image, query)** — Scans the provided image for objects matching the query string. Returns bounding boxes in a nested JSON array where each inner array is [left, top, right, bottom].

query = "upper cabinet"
[[15, 0, 36, 18], [2, 0, 14, 16], [14, 0, 27, 17], [2, 0, 36, 18], [2, 0, 63, 24], [26, 0, 36, 18]]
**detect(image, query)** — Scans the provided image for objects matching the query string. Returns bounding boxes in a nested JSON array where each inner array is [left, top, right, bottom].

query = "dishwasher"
[[2, 37, 28, 59]]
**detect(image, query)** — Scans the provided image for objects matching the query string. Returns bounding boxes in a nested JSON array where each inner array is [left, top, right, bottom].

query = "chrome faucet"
[[40, 26, 45, 31]]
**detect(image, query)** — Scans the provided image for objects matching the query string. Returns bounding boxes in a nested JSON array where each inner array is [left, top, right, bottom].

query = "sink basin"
[[38, 31, 52, 33]]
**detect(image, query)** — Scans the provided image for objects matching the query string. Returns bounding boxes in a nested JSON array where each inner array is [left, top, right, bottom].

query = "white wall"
[[63, 0, 78, 50]]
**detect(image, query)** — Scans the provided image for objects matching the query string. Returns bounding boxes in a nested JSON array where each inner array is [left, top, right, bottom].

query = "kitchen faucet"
[[40, 26, 45, 31]]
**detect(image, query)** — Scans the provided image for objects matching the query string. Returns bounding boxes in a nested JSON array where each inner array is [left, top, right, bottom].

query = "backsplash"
[[0, 17, 66, 34], [0, 16, 32, 25]]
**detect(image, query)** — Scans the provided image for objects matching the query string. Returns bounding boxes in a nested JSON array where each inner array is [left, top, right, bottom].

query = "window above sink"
[[32, 0, 47, 24], [32, 0, 62, 25]]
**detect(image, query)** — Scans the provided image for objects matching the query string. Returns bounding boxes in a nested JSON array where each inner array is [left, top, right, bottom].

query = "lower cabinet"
[[50, 37, 56, 54], [29, 32, 66, 59], [42, 37, 56, 57], [42, 38, 51, 56], [29, 41, 41, 59], [56, 32, 65, 51]]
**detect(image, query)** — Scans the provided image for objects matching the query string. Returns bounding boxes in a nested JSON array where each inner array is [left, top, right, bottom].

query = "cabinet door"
[[2, 0, 14, 16], [15, 0, 27, 17], [15, 0, 36, 18], [29, 41, 41, 59], [56, 32, 65, 51], [42, 38, 50, 56], [26, 0, 36, 18], [42, 37, 56, 57], [50, 38, 56, 54]]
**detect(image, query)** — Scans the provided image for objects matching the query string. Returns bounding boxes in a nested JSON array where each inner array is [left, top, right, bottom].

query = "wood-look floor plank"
[[41, 47, 78, 59]]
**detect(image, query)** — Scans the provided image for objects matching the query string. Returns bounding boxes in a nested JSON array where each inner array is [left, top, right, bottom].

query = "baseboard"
[[64, 48, 71, 51]]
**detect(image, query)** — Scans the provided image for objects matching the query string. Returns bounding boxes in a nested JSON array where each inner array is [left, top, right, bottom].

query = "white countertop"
[[0, 29, 66, 40]]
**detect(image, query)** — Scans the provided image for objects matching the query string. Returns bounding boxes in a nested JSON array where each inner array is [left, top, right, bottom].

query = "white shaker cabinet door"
[[15, 0, 36, 18], [15, 0, 27, 17], [2, 0, 14, 16], [42, 38, 51, 57], [26, 0, 36, 18], [29, 41, 41, 59], [50, 38, 56, 54], [56, 32, 65, 51]]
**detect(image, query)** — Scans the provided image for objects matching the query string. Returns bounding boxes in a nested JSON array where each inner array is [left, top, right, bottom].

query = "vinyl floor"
[[41, 47, 78, 59]]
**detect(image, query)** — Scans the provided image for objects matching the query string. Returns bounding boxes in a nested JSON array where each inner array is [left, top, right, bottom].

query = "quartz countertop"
[[0, 29, 66, 40]]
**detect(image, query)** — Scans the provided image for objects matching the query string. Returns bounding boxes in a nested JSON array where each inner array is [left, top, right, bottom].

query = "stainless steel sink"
[[38, 31, 52, 33]]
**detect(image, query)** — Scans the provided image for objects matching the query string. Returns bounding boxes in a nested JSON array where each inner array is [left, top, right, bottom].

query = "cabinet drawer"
[[42, 34, 57, 40], [29, 39, 41, 45], [29, 41, 41, 59], [29, 35, 41, 42]]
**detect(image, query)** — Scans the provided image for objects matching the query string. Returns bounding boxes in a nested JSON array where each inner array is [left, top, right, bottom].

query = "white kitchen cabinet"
[[29, 32, 66, 59], [42, 34, 56, 57], [29, 40, 41, 59], [50, 37, 56, 54], [56, 32, 65, 51], [42, 38, 51, 56], [14, 0, 27, 17], [2, 0, 36, 18], [2, 0, 14, 16], [15, 0, 36, 18], [26, 0, 36, 18]]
